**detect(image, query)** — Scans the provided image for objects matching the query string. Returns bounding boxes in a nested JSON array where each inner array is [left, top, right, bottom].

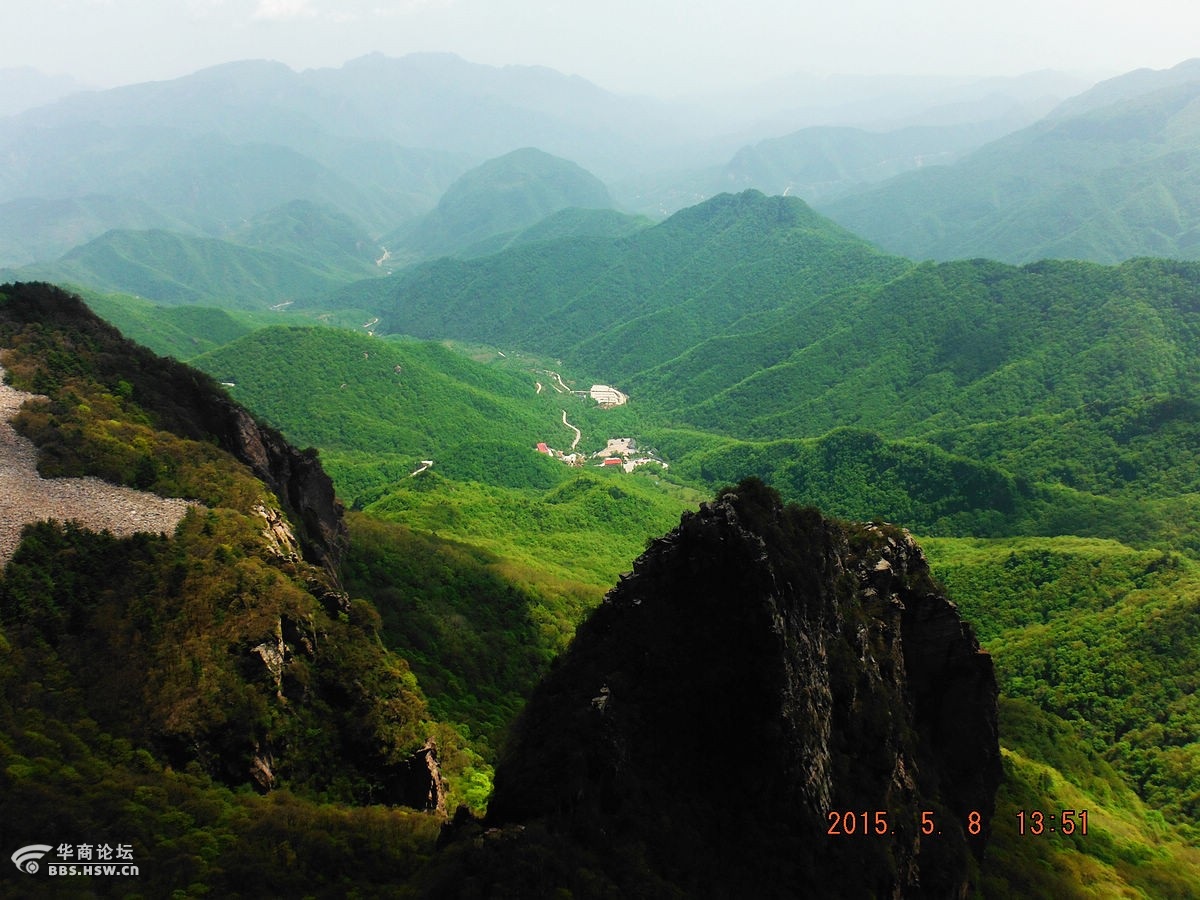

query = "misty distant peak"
[[1047, 56, 1200, 118], [0, 66, 89, 117]]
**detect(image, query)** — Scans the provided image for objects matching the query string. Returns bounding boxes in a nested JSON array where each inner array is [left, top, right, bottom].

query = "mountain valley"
[[3, 52, 1200, 898]]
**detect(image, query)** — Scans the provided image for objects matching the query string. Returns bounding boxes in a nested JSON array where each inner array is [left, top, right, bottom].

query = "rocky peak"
[[483, 478, 1001, 897]]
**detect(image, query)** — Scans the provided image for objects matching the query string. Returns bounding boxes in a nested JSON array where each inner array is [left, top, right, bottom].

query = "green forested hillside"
[[341, 469, 700, 740], [185, 321, 706, 770], [922, 536, 1200, 894], [80, 291, 266, 359], [630, 256, 1198, 436], [226, 199, 381, 273], [295, 184, 1200, 895], [339, 190, 910, 375], [506, 206, 650, 242], [464, 206, 653, 258], [23, 228, 361, 308], [0, 283, 481, 894], [329, 194, 1200, 553], [185, 323, 698, 585], [382, 147, 616, 264], [820, 69, 1200, 263], [11, 175, 1200, 895], [189, 326, 578, 505], [10, 50, 1200, 896], [9, 275, 1200, 894], [983, 698, 1200, 897]]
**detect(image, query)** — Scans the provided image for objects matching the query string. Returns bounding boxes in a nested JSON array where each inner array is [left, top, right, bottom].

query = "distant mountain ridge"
[[0, 52, 681, 267], [0, 66, 85, 116], [0, 51, 1100, 269], [1048, 57, 1200, 119], [714, 118, 1040, 201], [15, 229, 354, 308], [3, 199, 384, 308], [820, 58, 1200, 263]]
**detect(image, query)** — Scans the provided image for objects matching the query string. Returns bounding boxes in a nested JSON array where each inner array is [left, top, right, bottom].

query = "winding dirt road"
[[561, 409, 582, 450]]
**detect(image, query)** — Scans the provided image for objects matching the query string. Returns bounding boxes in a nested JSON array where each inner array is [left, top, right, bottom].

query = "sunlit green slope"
[[332, 190, 910, 378], [928, 537, 1200, 829]]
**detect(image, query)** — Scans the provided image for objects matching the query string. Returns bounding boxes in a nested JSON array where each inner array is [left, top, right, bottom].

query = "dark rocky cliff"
[[0, 281, 346, 574], [207, 398, 347, 576], [478, 479, 1001, 898]]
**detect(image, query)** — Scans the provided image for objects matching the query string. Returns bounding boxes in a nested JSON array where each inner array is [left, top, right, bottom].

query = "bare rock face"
[[389, 738, 448, 816], [486, 479, 1001, 898], [218, 403, 347, 576]]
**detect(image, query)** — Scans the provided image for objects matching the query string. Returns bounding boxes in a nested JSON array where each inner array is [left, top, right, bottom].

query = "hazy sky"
[[7, 0, 1198, 96]]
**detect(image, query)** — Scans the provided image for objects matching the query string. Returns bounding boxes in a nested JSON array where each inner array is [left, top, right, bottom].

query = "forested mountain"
[[0, 283, 467, 893], [1049, 57, 1200, 119], [0, 287, 997, 894], [190, 326, 563, 500], [0, 52, 1096, 273], [226, 199, 381, 271], [647, 113, 1055, 212], [0, 52, 691, 268], [81, 292, 264, 359], [332, 191, 1200, 556], [821, 59, 1200, 263], [344, 192, 1199, 442], [14, 229, 358, 308], [488, 206, 653, 251], [6, 52, 1200, 897], [639, 256, 1199, 443], [0, 194, 179, 270], [381, 148, 615, 264], [719, 120, 1027, 200], [340, 190, 910, 374], [0, 57, 485, 265], [2, 200, 384, 310], [624, 69, 1086, 214], [0, 117, 461, 263], [6, 276, 1200, 894]]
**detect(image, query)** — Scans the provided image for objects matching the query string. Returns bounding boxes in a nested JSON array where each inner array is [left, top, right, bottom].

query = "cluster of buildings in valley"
[[533, 378, 665, 472], [536, 436, 668, 473]]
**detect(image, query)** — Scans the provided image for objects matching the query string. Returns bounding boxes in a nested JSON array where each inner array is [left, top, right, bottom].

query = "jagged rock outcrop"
[[216, 403, 347, 575], [483, 479, 1001, 898], [389, 738, 448, 816]]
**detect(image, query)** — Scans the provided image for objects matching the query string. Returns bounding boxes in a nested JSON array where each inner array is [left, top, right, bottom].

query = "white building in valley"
[[589, 384, 628, 407]]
